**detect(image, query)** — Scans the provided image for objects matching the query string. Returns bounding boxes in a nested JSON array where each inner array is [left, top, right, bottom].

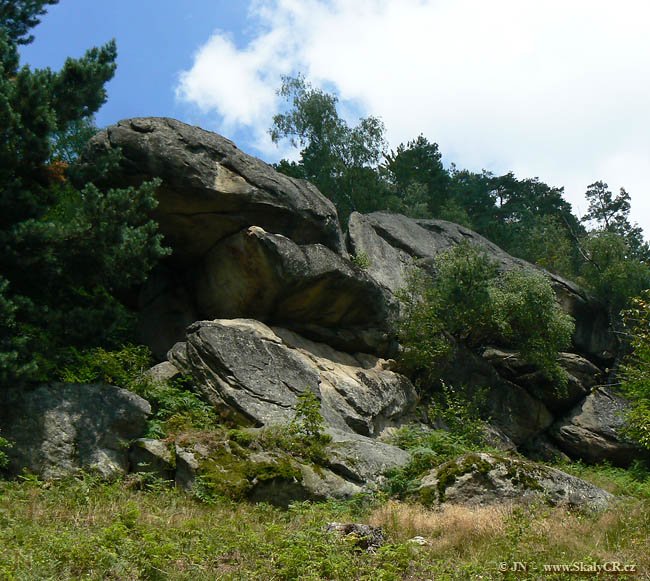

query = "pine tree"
[[0, 1, 168, 384]]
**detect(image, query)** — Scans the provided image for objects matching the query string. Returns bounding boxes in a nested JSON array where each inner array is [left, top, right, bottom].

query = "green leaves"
[[0, 3, 168, 384], [398, 243, 574, 386], [619, 292, 650, 450]]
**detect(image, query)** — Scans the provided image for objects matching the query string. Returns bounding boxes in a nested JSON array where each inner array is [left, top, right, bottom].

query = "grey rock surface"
[[550, 387, 642, 465], [482, 347, 601, 413], [0, 383, 150, 479], [325, 429, 411, 485], [85, 117, 345, 261], [348, 211, 615, 361], [419, 452, 613, 512], [168, 319, 418, 437], [195, 226, 396, 355], [443, 346, 554, 445], [129, 438, 175, 480]]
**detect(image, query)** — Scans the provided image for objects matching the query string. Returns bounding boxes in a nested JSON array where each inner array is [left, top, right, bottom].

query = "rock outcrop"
[[418, 452, 612, 511], [195, 226, 396, 354], [167, 319, 417, 437], [0, 384, 151, 479], [550, 387, 642, 466], [348, 211, 615, 362], [85, 117, 345, 261]]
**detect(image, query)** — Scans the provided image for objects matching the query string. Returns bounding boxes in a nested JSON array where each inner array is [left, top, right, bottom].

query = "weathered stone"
[[348, 211, 615, 362], [248, 461, 363, 507], [129, 438, 175, 480], [144, 361, 182, 384], [168, 319, 418, 437], [0, 383, 151, 479], [325, 522, 385, 552], [84, 117, 345, 261], [481, 347, 601, 413], [442, 347, 554, 445], [550, 387, 642, 466], [325, 429, 411, 485], [195, 226, 396, 355], [174, 445, 200, 490], [419, 452, 612, 512], [520, 434, 571, 464]]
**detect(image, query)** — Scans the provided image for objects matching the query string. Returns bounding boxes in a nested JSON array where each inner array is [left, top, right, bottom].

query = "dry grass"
[[369, 499, 510, 549], [1, 476, 649, 580]]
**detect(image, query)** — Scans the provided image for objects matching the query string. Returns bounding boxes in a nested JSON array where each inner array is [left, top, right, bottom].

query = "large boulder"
[[481, 347, 601, 413], [442, 346, 554, 445], [418, 452, 612, 512], [167, 319, 418, 438], [549, 387, 642, 466], [169, 429, 407, 504], [348, 211, 615, 362], [0, 383, 151, 479], [84, 117, 346, 261], [195, 226, 396, 355]]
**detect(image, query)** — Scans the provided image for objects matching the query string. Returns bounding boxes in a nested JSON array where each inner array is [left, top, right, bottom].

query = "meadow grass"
[[0, 465, 648, 580]]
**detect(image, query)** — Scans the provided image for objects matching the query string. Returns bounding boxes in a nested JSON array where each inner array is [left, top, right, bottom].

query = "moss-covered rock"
[[418, 452, 612, 511]]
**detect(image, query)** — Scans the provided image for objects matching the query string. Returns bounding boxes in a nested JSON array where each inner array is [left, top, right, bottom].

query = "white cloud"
[[176, 0, 650, 233]]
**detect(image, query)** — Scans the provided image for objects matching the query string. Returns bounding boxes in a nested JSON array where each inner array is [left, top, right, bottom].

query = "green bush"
[[0, 434, 11, 470], [489, 268, 574, 386], [385, 384, 488, 498], [256, 390, 332, 465], [619, 291, 650, 450], [60, 345, 217, 437], [398, 242, 574, 386]]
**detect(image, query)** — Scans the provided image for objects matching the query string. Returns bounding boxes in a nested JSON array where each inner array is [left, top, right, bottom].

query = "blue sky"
[[19, 0, 650, 234], [20, 0, 253, 137]]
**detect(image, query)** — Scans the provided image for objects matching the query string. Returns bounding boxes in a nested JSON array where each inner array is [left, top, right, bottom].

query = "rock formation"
[[3, 117, 641, 505], [418, 452, 612, 511], [0, 383, 150, 479]]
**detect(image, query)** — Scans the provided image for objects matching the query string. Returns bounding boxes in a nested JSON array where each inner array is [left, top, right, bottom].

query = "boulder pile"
[[1, 117, 642, 507]]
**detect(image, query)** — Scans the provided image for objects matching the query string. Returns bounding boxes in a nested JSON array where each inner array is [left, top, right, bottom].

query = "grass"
[[0, 468, 648, 580]]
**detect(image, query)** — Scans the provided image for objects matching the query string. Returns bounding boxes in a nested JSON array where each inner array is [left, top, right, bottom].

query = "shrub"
[[256, 390, 332, 465], [0, 434, 11, 470], [398, 242, 574, 386], [489, 268, 574, 385], [60, 345, 217, 437], [619, 291, 650, 450]]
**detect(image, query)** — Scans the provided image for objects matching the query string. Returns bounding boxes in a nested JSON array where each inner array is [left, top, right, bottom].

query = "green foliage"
[[582, 181, 649, 260], [289, 389, 326, 440], [490, 269, 575, 386], [0, 3, 168, 385], [351, 250, 371, 270], [398, 243, 574, 385], [257, 390, 332, 465], [516, 215, 577, 277], [60, 345, 216, 437], [0, 433, 11, 469], [619, 292, 650, 450], [383, 135, 450, 217], [579, 231, 650, 317], [0, 472, 648, 579], [59, 344, 151, 389], [271, 74, 389, 221], [384, 382, 488, 498]]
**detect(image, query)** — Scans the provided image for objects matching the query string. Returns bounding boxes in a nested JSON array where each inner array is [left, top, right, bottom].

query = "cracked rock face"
[[195, 226, 397, 355], [167, 319, 418, 437], [550, 387, 643, 466], [84, 117, 346, 261]]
